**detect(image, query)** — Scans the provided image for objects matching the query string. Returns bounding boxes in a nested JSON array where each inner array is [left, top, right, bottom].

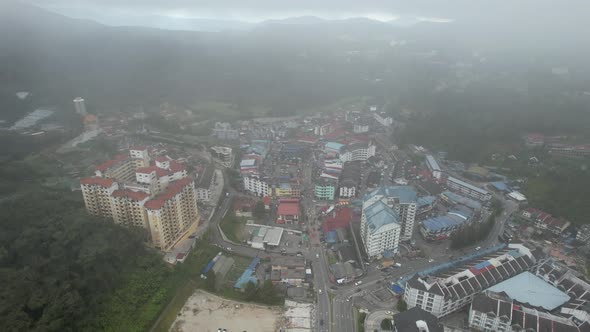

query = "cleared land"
[[170, 290, 281, 332]]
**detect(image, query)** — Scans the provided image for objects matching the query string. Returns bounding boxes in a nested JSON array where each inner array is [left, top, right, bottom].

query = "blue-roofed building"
[[363, 186, 418, 241], [420, 215, 465, 240], [417, 195, 437, 214], [440, 191, 482, 210], [324, 142, 345, 156], [490, 181, 510, 192], [360, 199, 402, 258], [234, 257, 260, 290]]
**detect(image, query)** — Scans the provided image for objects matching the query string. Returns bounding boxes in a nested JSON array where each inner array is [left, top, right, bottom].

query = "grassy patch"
[[219, 212, 246, 243], [356, 309, 366, 332]]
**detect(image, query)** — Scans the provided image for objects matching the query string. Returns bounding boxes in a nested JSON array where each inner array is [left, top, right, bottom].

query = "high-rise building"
[[145, 178, 199, 250], [73, 97, 87, 116], [80, 149, 198, 251], [362, 186, 417, 241], [360, 199, 401, 258]]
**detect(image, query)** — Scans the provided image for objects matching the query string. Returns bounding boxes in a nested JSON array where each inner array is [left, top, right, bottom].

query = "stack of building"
[[360, 186, 417, 258], [80, 147, 199, 251], [446, 176, 492, 201], [403, 244, 541, 318]]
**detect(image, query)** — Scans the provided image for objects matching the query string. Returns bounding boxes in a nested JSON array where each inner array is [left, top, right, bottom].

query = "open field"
[[170, 290, 281, 332]]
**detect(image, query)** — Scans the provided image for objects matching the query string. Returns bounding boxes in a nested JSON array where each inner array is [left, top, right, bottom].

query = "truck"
[[394, 263, 402, 268]]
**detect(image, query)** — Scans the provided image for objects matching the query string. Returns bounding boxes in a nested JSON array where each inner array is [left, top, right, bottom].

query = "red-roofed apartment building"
[[144, 178, 199, 250], [277, 199, 300, 224], [80, 177, 119, 218], [80, 148, 198, 251]]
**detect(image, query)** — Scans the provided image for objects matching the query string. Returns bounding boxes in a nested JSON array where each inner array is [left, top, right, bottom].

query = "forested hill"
[[0, 189, 172, 331]]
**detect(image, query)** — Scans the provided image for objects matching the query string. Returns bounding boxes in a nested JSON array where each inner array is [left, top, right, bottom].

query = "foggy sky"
[[31, 0, 590, 24]]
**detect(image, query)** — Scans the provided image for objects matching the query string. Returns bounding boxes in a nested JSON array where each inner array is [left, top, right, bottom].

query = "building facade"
[[362, 186, 417, 241], [243, 175, 270, 197], [80, 149, 199, 251], [360, 199, 401, 258], [315, 179, 336, 200], [339, 142, 376, 162], [425, 155, 442, 180], [403, 244, 538, 318], [447, 176, 492, 201]]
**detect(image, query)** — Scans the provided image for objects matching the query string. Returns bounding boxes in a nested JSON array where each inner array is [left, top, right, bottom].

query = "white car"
[[319, 289, 322, 294], [354, 281, 363, 286], [475, 246, 481, 250]]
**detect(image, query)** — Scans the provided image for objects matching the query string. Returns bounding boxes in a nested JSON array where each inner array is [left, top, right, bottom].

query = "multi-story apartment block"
[[469, 291, 587, 332], [374, 111, 393, 126], [315, 178, 336, 201], [447, 176, 492, 201], [363, 186, 417, 241], [80, 149, 198, 251], [212, 122, 239, 140], [210, 146, 234, 168], [353, 122, 369, 133], [81, 177, 119, 218], [110, 189, 149, 228], [425, 154, 442, 180], [196, 166, 216, 202], [243, 175, 270, 197], [145, 178, 199, 250], [360, 199, 401, 258], [403, 244, 538, 318], [339, 142, 376, 162]]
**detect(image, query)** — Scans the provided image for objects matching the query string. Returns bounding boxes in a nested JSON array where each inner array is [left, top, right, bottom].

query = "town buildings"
[[446, 176, 492, 201], [339, 141, 376, 162], [210, 146, 234, 168], [212, 122, 239, 140], [374, 111, 393, 126], [425, 154, 442, 180], [362, 186, 418, 241], [277, 199, 300, 224], [80, 148, 199, 251], [73, 97, 87, 116], [360, 197, 401, 258], [315, 178, 337, 201], [403, 244, 539, 318], [469, 291, 588, 332], [196, 166, 216, 202], [243, 175, 271, 197]]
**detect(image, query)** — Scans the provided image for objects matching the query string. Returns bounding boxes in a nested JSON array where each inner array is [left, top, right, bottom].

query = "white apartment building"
[[363, 186, 417, 241], [210, 146, 234, 168], [243, 175, 270, 197], [447, 176, 492, 201], [196, 166, 216, 202], [360, 199, 401, 258], [353, 122, 369, 133], [403, 244, 538, 318], [339, 181, 357, 198], [339, 142, 376, 162], [374, 111, 393, 126], [425, 155, 442, 180], [469, 291, 585, 332]]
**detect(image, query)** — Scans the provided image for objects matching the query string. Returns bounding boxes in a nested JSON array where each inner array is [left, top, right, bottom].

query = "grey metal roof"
[[364, 200, 400, 234]]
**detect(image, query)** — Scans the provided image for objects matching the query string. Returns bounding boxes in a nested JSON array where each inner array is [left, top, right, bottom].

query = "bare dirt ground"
[[170, 290, 281, 332]]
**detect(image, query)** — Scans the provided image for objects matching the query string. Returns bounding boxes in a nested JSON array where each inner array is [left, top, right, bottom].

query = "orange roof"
[[96, 154, 127, 172], [136, 166, 157, 174], [169, 160, 186, 173], [277, 201, 300, 216], [112, 189, 149, 201], [80, 177, 115, 187], [144, 177, 193, 210]]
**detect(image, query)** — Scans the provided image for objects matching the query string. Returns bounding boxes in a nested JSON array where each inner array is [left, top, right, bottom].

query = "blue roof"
[[234, 258, 260, 289], [364, 200, 400, 234], [422, 214, 465, 232], [417, 196, 436, 208], [441, 191, 481, 210], [325, 142, 345, 151], [487, 272, 570, 310], [490, 181, 510, 191], [390, 284, 404, 294], [364, 186, 418, 204], [448, 205, 474, 220], [326, 231, 338, 244]]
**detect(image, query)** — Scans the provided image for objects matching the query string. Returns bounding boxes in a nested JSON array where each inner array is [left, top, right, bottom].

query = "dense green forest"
[[0, 189, 173, 331]]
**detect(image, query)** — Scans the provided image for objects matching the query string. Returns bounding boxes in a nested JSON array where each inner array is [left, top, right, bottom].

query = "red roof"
[[112, 189, 149, 201], [169, 160, 186, 173], [95, 154, 128, 172], [136, 166, 157, 174], [80, 177, 116, 187], [155, 156, 170, 162], [277, 201, 300, 216], [129, 146, 146, 151], [156, 168, 172, 178], [144, 177, 193, 210], [262, 196, 272, 205], [322, 207, 354, 232]]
